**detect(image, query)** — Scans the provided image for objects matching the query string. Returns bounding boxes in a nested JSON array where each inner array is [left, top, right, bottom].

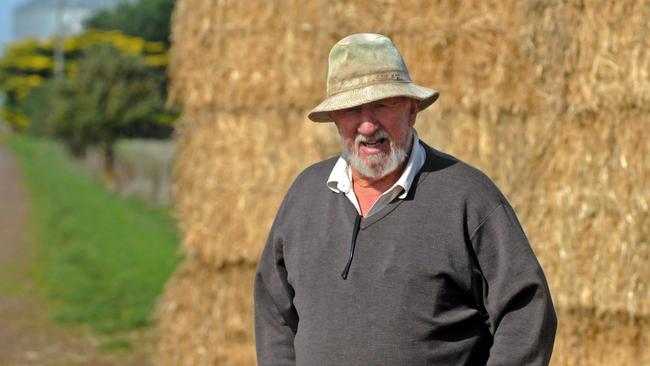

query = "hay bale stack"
[[158, 0, 649, 364]]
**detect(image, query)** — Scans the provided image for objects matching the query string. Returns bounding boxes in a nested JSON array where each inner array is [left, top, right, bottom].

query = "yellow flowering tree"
[[0, 30, 168, 130], [47, 44, 165, 175]]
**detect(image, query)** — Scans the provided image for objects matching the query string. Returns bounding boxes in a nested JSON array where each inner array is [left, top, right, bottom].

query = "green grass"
[[4, 134, 181, 335]]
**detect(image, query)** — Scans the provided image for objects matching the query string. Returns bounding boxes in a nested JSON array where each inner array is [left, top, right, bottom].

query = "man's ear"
[[408, 99, 419, 127]]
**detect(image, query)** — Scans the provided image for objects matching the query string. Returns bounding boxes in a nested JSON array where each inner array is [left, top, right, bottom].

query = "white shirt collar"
[[327, 130, 426, 201]]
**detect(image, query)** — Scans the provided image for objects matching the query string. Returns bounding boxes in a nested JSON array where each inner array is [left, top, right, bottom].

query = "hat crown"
[[326, 33, 412, 96], [308, 33, 439, 122]]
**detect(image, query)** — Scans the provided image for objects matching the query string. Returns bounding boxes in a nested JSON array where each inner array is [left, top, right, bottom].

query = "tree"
[[0, 31, 168, 130], [0, 39, 52, 129], [23, 79, 63, 137], [50, 45, 164, 176], [85, 0, 176, 46]]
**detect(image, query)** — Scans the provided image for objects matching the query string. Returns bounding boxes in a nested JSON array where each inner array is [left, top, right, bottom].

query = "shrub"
[[49, 45, 164, 174], [0, 30, 169, 131], [23, 79, 63, 137]]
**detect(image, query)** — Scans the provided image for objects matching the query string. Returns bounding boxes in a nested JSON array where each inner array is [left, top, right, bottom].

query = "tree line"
[[0, 0, 176, 175]]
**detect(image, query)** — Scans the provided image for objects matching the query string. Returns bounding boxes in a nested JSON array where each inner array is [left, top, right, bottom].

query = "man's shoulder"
[[299, 156, 339, 179], [273, 157, 338, 218], [419, 142, 504, 202], [294, 156, 338, 184], [284, 156, 338, 195]]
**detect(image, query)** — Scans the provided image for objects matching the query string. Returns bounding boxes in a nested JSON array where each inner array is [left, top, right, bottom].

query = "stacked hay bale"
[[158, 0, 649, 365]]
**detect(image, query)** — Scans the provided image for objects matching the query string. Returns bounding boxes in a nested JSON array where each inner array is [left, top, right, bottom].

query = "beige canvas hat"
[[308, 33, 439, 122]]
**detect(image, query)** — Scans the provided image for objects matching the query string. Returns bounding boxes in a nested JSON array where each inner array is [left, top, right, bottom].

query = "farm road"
[[0, 144, 147, 366]]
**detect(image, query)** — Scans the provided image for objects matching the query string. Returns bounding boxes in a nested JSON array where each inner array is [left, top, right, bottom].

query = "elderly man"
[[254, 33, 556, 365]]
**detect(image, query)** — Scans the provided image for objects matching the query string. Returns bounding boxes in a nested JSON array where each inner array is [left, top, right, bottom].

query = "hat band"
[[328, 70, 411, 96]]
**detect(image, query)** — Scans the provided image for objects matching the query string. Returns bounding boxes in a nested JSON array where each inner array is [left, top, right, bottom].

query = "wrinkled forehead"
[[329, 97, 419, 128]]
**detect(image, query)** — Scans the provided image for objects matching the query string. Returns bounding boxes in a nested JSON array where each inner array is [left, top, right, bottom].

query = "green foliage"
[[0, 30, 169, 130], [85, 0, 176, 46], [5, 135, 181, 334], [49, 44, 164, 161], [22, 79, 64, 136]]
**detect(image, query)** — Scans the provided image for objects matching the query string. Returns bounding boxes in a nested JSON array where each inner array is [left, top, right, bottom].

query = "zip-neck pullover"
[[254, 142, 557, 366]]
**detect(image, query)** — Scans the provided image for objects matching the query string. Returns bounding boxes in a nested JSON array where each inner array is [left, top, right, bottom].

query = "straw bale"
[[523, 0, 650, 114], [530, 109, 649, 316], [160, 0, 650, 364], [156, 256, 256, 366], [552, 308, 650, 365], [172, 109, 338, 265], [169, 0, 330, 112]]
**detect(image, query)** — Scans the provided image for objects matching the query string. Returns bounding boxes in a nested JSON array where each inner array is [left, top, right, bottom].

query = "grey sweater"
[[254, 143, 557, 366]]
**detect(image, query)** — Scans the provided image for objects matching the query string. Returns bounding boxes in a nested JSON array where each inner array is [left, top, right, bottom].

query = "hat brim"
[[307, 82, 439, 122]]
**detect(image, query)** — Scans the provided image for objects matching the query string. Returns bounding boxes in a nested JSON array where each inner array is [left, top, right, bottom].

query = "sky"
[[0, 0, 29, 53]]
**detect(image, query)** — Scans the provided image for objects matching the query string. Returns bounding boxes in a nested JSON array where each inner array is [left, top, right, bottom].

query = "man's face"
[[331, 97, 418, 180]]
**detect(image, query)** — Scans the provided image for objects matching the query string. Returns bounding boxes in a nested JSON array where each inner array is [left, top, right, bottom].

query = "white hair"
[[341, 128, 412, 180]]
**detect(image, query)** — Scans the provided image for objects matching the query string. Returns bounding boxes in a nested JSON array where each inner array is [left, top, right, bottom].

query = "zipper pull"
[[341, 214, 362, 280]]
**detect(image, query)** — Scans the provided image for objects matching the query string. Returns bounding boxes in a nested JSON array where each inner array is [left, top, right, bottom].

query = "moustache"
[[353, 130, 391, 149]]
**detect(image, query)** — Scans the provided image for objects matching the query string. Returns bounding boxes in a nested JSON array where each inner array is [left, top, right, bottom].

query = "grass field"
[[5, 135, 181, 336]]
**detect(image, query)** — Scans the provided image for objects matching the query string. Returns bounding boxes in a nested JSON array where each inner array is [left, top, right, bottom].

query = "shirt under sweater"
[[326, 130, 425, 217], [254, 142, 557, 366]]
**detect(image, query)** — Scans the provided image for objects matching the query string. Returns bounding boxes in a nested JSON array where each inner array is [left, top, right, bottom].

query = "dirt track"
[[0, 144, 150, 366]]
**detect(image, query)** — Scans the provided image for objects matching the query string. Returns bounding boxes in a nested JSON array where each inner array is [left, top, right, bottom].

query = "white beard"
[[341, 129, 412, 180]]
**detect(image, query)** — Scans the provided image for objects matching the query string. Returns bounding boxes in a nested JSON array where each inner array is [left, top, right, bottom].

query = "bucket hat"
[[308, 33, 439, 122]]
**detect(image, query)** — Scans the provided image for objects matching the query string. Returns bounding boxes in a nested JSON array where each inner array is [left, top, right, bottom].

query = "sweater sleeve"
[[254, 223, 298, 366], [470, 202, 557, 366]]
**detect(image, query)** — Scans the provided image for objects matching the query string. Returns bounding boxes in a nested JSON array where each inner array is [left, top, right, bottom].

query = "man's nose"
[[357, 109, 379, 135], [357, 120, 380, 135]]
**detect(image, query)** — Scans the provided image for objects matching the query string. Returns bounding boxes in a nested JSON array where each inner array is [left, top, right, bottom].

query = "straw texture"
[[158, 0, 650, 364]]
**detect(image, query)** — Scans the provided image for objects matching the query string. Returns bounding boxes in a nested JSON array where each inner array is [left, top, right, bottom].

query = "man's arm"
[[470, 202, 557, 366], [254, 227, 298, 366]]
